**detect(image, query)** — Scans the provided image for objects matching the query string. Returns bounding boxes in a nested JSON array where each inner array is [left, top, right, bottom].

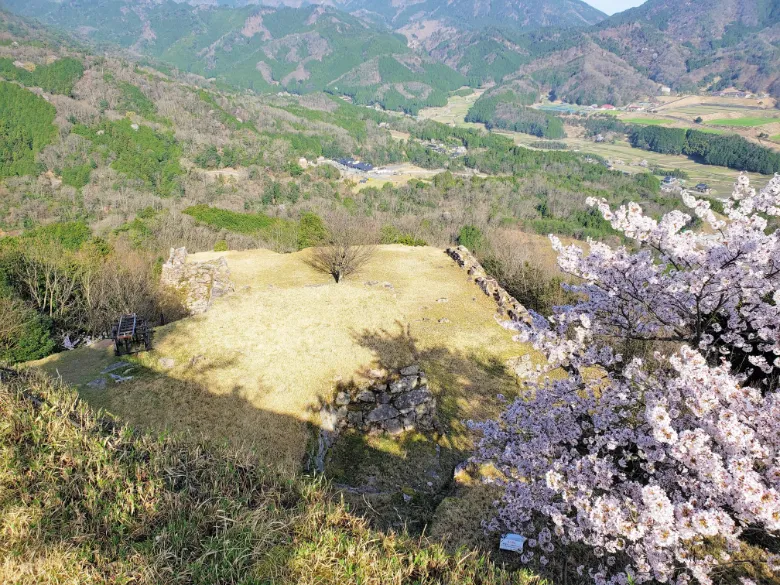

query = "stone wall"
[[160, 247, 234, 314], [446, 246, 531, 325], [328, 366, 438, 436], [313, 365, 438, 472]]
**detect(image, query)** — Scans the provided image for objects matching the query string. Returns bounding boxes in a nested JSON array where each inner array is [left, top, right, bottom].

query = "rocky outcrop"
[[160, 248, 234, 315], [326, 366, 438, 436], [446, 246, 531, 325]]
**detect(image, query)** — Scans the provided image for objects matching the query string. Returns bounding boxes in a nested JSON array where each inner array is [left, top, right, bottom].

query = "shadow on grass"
[[6, 363, 565, 584], [28, 324, 526, 562], [349, 321, 521, 434], [315, 322, 522, 539], [36, 342, 314, 476]]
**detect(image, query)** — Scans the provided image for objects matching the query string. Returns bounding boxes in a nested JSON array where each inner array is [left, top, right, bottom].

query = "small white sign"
[[499, 533, 527, 553]]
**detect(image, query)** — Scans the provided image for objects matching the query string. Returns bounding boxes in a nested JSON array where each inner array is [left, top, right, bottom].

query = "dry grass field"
[[417, 89, 485, 125], [31, 245, 537, 475], [344, 162, 444, 191]]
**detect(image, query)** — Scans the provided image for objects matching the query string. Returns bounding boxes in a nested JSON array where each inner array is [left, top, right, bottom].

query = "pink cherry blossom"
[[471, 175, 780, 583]]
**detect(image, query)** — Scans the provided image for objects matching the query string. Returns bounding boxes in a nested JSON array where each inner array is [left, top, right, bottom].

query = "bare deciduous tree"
[[308, 214, 375, 283]]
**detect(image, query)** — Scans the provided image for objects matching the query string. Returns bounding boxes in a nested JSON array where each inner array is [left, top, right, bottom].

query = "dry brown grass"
[[0, 371, 546, 585], [32, 245, 539, 474]]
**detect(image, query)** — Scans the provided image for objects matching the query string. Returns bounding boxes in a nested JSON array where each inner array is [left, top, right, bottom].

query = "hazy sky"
[[586, 0, 647, 15]]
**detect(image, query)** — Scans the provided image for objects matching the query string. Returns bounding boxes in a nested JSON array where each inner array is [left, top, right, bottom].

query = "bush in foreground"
[[0, 370, 540, 585], [472, 175, 780, 585]]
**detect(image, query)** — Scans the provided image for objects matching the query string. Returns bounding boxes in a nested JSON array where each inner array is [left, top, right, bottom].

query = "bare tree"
[[308, 214, 375, 283]]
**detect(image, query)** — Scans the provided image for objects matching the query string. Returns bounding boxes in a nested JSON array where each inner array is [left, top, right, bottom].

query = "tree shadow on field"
[[350, 321, 522, 435], [320, 321, 522, 543], [34, 342, 315, 476], [23, 322, 535, 576]]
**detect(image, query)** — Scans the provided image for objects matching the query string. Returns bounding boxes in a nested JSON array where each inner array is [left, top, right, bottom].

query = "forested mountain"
[[341, 0, 606, 37], [193, 0, 607, 32], [2, 0, 779, 108], [433, 0, 780, 107], [0, 0, 468, 112], [586, 0, 780, 94]]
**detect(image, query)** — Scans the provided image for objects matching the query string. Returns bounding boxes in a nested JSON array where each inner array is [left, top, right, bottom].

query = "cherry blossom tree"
[[471, 174, 780, 585]]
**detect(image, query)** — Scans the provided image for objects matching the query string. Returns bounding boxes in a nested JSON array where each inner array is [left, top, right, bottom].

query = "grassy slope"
[[32, 245, 536, 474], [0, 369, 543, 585]]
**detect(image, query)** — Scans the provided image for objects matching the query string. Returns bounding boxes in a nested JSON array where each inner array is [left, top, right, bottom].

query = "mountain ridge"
[[2, 0, 779, 108]]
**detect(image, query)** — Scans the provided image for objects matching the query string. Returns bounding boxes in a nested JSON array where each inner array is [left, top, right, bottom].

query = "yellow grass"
[[31, 245, 536, 474], [417, 89, 485, 125]]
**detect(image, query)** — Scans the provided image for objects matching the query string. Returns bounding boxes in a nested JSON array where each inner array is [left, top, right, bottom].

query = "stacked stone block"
[[331, 365, 438, 435]]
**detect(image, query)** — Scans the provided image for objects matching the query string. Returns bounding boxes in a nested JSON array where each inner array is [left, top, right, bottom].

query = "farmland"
[[418, 94, 774, 197], [507, 131, 767, 195], [417, 88, 485, 125], [621, 117, 671, 126], [709, 117, 780, 127]]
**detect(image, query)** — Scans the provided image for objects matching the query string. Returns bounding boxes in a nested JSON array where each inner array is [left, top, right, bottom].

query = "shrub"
[[21, 221, 92, 250], [528, 141, 568, 150], [0, 297, 55, 364], [213, 240, 228, 252], [457, 225, 485, 252], [380, 225, 427, 246], [308, 215, 374, 283], [634, 172, 660, 193], [61, 163, 92, 188], [298, 212, 328, 249], [183, 205, 275, 234]]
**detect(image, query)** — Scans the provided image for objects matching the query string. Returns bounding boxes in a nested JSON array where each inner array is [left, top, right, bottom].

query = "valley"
[[417, 91, 778, 196], [2, 2, 780, 584]]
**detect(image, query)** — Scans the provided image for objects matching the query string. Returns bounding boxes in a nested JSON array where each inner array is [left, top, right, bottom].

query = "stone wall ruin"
[[446, 246, 531, 325], [325, 365, 438, 436], [160, 247, 234, 314]]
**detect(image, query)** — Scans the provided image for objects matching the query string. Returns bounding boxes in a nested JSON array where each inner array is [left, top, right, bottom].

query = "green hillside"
[[0, 0, 465, 111], [340, 0, 606, 30], [0, 81, 56, 178]]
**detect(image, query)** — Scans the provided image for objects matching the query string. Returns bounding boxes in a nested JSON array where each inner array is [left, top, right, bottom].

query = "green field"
[[417, 89, 484, 125], [621, 117, 670, 126], [709, 117, 780, 127], [772, 134, 780, 143]]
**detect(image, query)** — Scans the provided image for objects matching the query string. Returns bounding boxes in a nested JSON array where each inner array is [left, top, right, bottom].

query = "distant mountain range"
[[2, 0, 779, 110], [197, 0, 608, 31]]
